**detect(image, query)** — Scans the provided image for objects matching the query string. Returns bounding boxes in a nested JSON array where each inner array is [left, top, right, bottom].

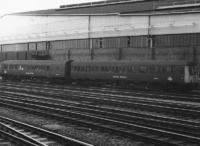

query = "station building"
[[0, 0, 200, 65]]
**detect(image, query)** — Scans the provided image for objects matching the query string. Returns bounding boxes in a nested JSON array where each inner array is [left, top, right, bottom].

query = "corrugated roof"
[[10, 0, 200, 16], [8, 0, 172, 16]]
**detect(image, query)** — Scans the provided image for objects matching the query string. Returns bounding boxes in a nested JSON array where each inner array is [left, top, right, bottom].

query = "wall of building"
[[0, 13, 200, 65]]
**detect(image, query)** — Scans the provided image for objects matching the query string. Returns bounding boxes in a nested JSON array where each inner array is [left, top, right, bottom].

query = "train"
[[0, 60, 199, 92]]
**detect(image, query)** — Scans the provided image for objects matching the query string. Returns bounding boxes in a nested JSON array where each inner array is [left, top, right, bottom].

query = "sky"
[[0, 0, 101, 17]]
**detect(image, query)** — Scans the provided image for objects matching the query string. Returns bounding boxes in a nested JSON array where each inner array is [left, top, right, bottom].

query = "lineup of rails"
[[0, 116, 93, 146], [0, 82, 199, 146]]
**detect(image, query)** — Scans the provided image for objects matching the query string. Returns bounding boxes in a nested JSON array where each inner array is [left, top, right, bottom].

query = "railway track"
[[0, 83, 200, 118], [0, 115, 93, 146], [1, 81, 200, 103], [0, 90, 200, 145], [1, 91, 200, 136]]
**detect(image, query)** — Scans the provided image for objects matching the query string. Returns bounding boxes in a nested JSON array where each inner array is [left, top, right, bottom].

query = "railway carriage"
[[0, 60, 71, 83], [71, 60, 199, 91], [0, 60, 199, 92]]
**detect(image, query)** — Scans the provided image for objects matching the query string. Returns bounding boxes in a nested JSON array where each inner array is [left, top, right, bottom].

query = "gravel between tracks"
[[0, 107, 148, 146]]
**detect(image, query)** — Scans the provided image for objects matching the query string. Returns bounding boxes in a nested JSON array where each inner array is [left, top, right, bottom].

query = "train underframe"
[[1, 75, 198, 92]]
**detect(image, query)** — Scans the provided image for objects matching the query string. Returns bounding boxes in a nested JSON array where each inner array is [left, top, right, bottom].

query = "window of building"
[[127, 36, 130, 47], [100, 38, 103, 48]]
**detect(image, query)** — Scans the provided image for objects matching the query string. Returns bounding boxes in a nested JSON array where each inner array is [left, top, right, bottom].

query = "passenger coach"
[[0, 60, 199, 91]]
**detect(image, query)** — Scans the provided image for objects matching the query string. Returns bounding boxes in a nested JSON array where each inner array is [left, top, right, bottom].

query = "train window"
[[158, 67, 164, 74], [180, 67, 184, 74], [90, 67, 94, 72], [108, 66, 112, 72], [73, 66, 77, 71], [111, 66, 115, 72], [3, 65, 8, 70], [115, 66, 119, 73], [126, 66, 130, 73], [21, 66, 25, 70], [101, 66, 105, 72], [122, 66, 125, 73], [47, 66, 49, 70], [32, 65, 35, 70], [189, 67, 193, 75], [93, 66, 97, 72], [86, 66, 90, 72], [35, 65, 39, 70], [105, 66, 108, 72], [131, 66, 135, 73], [41, 65, 44, 70], [149, 67, 154, 73], [77, 66, 81, 71], [166, 67, 174, 74], [119, 66, 122, 73], [122, 66, 127, 73], [135, 66, 139, 73], [81, 66, 85, 72], [18, 65, 22, 70], [155, 67, 159, 73], [140, 66, 146, 73], [10, 65, 13, 70], [14, 65, 17, 70]]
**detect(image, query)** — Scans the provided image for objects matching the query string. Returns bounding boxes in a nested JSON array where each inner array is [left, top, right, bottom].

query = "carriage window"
[[122, 66, 125, 73], [105, 66, 107, 72], [101, 66, 105, 72], [167, 67, 171, 74], [86, 66, 90, 72], [10, 65, 13, 70], [94, 66, 97, 72], [3, 65, 8, 70], [47, 66, 49, 70], [91, 67, 94, 72], [35, 65, 38, 70], [155, 67, 159, 73], [135, 66, 139, 73], [180, 67, 184, 74], [77, 66, 80, 71], [126, 66, 130, 73], [115, 66, 119, 73], [149, 67, 154, 73], [21, 66, 25, 70], [158, 67, 164, 74], [119, 66, 122, 73], [73, 66, 77, 71], [81, 66, 85, 71], [140, 66, 146, 73], [108, 66, 112, 72], [111, 66, 115, 72], [14, 65, 17, 70], [189, 67, 193, 75], [18, 65, 22, 70], [32, 65, 35, 70], [131, 66, 135, 73]]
